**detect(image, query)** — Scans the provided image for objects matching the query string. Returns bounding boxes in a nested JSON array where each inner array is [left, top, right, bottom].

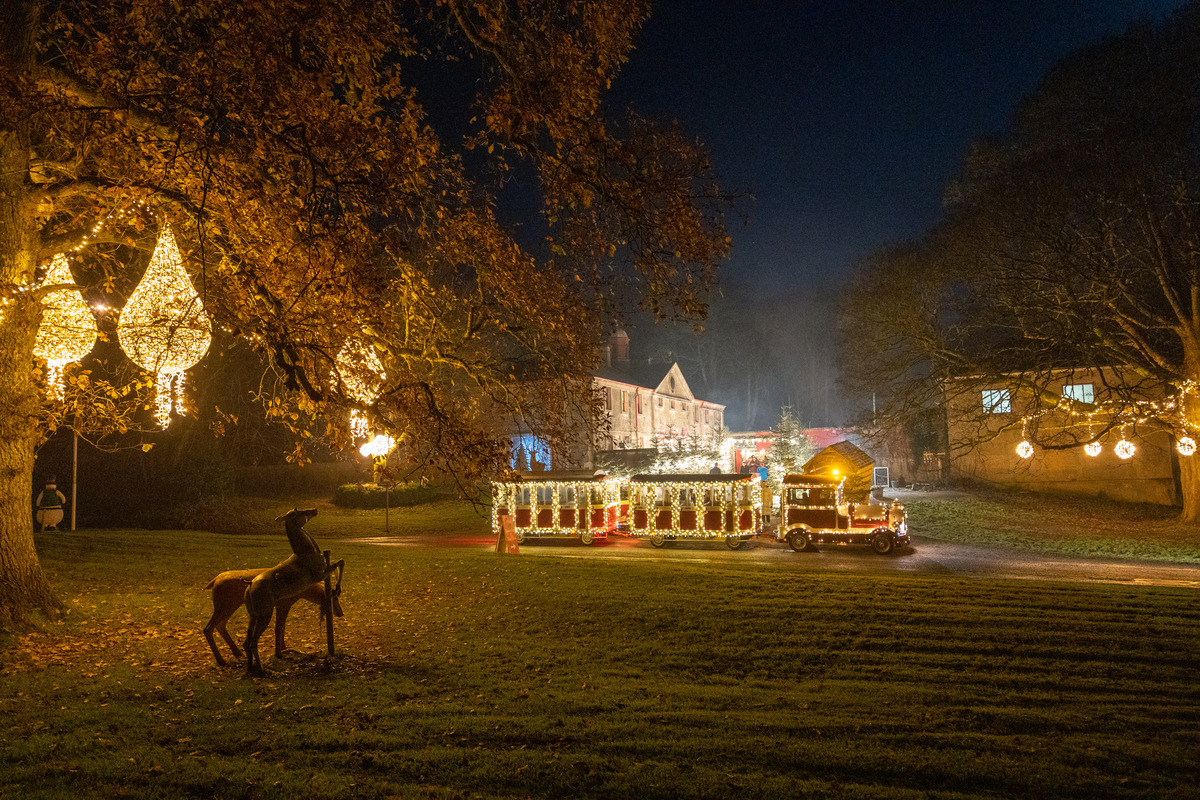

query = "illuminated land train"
[[491, 471, 764, 549], [490, 471, 622, 545]]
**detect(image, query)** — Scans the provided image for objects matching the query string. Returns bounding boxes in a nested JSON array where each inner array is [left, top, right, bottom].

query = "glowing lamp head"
[[1084, 441, 1103, 457], [1016, 440, 1034, 459], [1114, 439, 1136, 460], [1177, 436, 1196, 457], [359, 433, 395, 458]]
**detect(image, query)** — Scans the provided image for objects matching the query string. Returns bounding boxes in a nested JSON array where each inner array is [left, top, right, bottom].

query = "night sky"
[[614, 1, 1189, 295]]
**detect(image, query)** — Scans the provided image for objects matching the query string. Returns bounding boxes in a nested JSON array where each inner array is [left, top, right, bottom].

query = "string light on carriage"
[[336, 339, 384, 441], [34, 255, 99, 400], [116, 225, 212, 428]]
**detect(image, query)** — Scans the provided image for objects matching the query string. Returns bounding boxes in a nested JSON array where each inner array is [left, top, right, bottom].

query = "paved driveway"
[[344, 532, 1200, 589]]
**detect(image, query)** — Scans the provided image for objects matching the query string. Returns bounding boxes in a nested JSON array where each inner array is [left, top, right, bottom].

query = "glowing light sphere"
[[336, 339, 385, 440], [116, 226, 212, 427], [1114, 439, 1136, 460], [1177, 436, 1197, 457], [1016, 440, 1034, 459], [34, 255, 98, 399], [1084, 441, 1103, 457], [359, 433, 395, 458]]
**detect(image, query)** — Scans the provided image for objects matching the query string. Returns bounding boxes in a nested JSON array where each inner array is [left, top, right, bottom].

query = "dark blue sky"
[[614, 1, 1188, 294]]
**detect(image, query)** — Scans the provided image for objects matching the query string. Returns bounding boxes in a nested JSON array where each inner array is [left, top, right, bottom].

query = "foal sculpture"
[[243, 508, 345, 676], [203, 568, 343, 666]]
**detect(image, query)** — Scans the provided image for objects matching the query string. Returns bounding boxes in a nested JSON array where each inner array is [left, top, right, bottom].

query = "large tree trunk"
[[0, 0, 60, 625], [1178, 358, 1200, 523]]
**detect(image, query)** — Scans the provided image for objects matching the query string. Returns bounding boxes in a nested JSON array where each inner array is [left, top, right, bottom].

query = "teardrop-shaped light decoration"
[[35, 255, 99, 400], [116, 226, 212, 427], [336, 339, 384, 440]]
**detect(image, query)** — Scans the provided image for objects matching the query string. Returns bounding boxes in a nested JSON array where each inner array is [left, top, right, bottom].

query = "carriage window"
[[679, 488, 696, 508], [536, 486, 555, 505], [620, 485, 630, 502], [516, 487, 531, 506], [703, 488, 722, 507], [654, 487, 671, 507], [559, 486, 576, 504]]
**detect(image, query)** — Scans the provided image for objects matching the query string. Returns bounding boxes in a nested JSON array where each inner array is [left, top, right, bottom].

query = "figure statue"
[[243, 508, 344, 675]]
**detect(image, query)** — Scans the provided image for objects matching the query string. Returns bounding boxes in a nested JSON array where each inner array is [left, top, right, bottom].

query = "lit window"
[[1063, 383, 1094, 404], [621, 391, 628, 412], [982, 389, 1011, 414]]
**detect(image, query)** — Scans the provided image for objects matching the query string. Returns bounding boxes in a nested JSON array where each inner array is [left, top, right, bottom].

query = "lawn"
[[2, 521, 1198, 799], [902, 485, 1200, 563]]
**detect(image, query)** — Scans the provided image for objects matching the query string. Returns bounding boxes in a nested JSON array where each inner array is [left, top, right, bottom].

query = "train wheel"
[[648, 532, 668, 548], [725, 536, 744, 550], [580, 530, 595, 546], [871, 532, 894, 555], [787, 530, 810, 552]]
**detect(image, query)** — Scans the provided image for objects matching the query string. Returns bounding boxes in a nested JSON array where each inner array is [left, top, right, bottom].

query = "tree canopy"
[[0, 0, 730, 623], [840, 7, 1200, 516]]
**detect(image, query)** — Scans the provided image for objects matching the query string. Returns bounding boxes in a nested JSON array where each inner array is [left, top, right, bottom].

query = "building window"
[[604, 388, 611, 411], [621, 391, 628, 412], [982, 389, 1011, 414], [1063, 383, 1094, 404], [670, 400, 675, 411], [657, 396, 662, 408], [637, 393, 642, 413], [511, 434, 551, 470]]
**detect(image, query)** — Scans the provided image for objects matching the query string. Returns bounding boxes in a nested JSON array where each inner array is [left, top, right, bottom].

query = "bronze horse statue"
[[243, 508, 344, 675]]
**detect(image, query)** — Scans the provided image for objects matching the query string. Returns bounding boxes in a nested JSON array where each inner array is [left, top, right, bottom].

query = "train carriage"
[[626, 473, 764, 549], [491, 471, 620, 546]]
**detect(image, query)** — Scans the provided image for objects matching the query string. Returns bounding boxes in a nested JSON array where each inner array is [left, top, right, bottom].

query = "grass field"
[[902, 486, 1200, 563], [2, 518, 1198, 799]]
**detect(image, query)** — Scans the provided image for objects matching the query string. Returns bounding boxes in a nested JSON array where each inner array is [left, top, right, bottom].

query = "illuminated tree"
[[767, 406, 815, 490], [841, 9, 1200, 518], [0, 0, 729, 623]]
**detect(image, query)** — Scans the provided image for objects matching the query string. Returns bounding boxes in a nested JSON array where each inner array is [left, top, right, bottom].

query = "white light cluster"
[[1177, 436, 1196, 457], [117, 226, 212, 427], [336, 339, 385, 440], [1016, 440, 1034, 459], [34, 255, 98, 400]]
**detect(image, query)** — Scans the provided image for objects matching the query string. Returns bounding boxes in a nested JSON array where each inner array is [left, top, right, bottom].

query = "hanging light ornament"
[[1083, 415, 1102, 457], [117, 226, 212, 427], [336, 339, 384, 440], [1114, 426, 1136, 460], [1016, 419, 1034, 459], [1177, 436, 1196, 457], [34, 255, 98, 400]]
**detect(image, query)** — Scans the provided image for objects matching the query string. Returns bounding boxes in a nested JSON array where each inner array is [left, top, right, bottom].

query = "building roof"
[[804, 440, 874, 472]]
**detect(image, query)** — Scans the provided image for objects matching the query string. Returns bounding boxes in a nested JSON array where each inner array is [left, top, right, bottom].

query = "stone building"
[[592, 331, 725, 451], [945, 367, 1179, 506]]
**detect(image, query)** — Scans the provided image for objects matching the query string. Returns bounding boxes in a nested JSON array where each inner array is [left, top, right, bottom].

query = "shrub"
[[333, 483, 437, 509]]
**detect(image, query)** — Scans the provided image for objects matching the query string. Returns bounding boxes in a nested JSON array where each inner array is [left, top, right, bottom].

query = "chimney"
[[610, 329, 630, 367]]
